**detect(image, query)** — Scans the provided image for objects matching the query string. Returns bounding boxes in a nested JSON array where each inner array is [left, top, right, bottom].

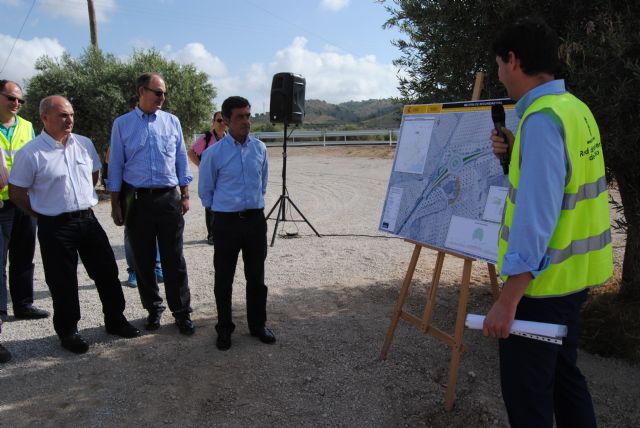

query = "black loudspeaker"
[[270, 72, 305, 124]]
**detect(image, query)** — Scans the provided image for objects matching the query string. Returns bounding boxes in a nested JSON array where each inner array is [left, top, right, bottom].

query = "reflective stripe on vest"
[[497, 92, 613, 297], [0, 116, 34, 200], [507, 175, 607, 210], [501, 224, 611, 265]]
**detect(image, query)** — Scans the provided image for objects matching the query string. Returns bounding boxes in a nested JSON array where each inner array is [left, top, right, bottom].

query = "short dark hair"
[[492, 17, 559, 76], [221, 96, 250, 119], [136, 72, 164, 92], [0, 79, 22, 92]]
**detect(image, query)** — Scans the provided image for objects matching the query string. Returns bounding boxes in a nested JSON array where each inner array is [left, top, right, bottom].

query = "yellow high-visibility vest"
[[497, 92, 613, 297], [0, 116, 34, 200]]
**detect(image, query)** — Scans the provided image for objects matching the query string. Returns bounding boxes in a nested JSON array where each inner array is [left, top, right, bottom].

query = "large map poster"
[[379, 100, 519, 263]]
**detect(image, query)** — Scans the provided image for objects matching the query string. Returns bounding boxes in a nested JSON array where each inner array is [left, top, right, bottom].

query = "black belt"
[[135, 187, 175, 195], [213, 209, 263, 219], [39, 209, 93, 221]]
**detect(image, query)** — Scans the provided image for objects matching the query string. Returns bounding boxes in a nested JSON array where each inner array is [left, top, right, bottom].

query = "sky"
[[0, 0, 405, 113]]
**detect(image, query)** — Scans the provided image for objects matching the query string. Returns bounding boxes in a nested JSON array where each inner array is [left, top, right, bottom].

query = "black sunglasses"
[[215, 119, 224, 123], [0, 92, 25, 105], [144, 87, 167, 97]]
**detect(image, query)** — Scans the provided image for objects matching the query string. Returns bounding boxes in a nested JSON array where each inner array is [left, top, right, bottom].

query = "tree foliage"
[[382, 0, 640, 300], [21, 47, 215, 155]]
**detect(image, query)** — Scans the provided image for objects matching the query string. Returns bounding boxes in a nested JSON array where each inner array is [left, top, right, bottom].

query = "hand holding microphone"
[[491, 104, 513, 175]]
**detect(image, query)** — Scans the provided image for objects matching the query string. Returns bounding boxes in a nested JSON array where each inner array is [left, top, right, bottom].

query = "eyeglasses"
[[215, 119, 224, 123], [144, 87, 167, 97], [0, 93, 25, 105]]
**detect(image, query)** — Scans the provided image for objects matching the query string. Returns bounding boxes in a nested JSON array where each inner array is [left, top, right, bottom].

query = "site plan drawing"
[[379, 100, 519, 263]]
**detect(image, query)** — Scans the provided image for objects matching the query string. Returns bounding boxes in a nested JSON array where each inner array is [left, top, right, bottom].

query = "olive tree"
[[22, 46, 215, 156]]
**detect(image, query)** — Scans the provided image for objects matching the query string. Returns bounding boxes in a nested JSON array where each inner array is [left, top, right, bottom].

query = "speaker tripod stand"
[[266, 122, 321, 247]]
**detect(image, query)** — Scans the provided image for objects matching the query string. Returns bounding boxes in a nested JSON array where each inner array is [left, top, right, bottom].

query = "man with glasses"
[[0, 80, 49, 327], [108, 72, 195, 336]]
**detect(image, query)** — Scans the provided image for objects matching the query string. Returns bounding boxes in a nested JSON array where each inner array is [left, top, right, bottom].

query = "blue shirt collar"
[[225, 132, 255, 146], [516, 79, 566, 118], [134, 105, 158, 119]]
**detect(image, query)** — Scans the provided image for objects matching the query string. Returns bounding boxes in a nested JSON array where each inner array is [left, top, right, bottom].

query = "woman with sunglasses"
[[188, 111, 226, 244]]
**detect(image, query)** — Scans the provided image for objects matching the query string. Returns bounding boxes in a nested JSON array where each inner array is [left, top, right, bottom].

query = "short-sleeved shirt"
[[9, 131, 102, 215]]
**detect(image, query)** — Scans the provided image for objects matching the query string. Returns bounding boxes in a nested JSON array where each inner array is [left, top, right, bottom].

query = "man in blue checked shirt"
[[107, 72, 195, 336], [198, 96, 275, 351]]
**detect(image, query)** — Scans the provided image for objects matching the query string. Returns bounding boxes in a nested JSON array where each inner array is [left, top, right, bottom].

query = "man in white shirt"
[[8, 95, 139, 354]]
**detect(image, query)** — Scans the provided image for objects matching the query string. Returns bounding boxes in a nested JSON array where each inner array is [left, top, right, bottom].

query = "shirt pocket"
[[75, 158, 94, 191], [160, 134, 177, 156], [248, 150, 266, 185]]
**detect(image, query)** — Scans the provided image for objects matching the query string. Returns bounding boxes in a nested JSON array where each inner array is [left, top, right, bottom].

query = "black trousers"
[[37, 210, 126, 337], [212, 210, 268, 333], [0, 201, 37, 314], [125, 186, 191, 317], [499, 289, 596, 428], [205, 208, 214, 240], [9, 202, 37, 311]]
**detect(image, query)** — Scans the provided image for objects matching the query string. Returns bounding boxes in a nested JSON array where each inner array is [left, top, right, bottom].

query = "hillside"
[[252, 98, 403, 129]]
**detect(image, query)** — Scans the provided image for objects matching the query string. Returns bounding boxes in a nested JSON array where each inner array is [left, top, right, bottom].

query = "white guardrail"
[[192, 129, 400, 147]]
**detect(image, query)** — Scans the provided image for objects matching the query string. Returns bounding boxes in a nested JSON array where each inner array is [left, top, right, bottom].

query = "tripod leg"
[[270, 196, 286, 247], [266, 196, 282, 219], [286, 196, 321, 237]]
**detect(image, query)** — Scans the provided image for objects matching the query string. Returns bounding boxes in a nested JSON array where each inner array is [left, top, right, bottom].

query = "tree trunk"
[[615, 169, 640, 300]]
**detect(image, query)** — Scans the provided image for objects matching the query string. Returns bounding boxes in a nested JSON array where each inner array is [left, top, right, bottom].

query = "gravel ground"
[[0, 146, 637, 427]]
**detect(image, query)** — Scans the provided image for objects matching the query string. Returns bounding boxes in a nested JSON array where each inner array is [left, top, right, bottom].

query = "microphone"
[[491, 104, 509, 175]]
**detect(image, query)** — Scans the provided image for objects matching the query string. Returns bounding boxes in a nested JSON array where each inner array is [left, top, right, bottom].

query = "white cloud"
[[266, 37, 399, 104], [166, 42, 227, 77], [320, 0, 350, 12], [159, 37, 399, 113], [163, 42, 240, 109], [0, 34, 66, 86], [38, 0, 116, 24]]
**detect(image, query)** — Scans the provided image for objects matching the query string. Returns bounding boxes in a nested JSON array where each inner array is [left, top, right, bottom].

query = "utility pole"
[[87, 0, 98, 47]]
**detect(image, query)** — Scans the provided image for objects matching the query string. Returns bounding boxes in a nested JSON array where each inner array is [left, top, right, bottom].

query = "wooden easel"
[[379, 241, 499, 410], [379, 73, 501, 411]]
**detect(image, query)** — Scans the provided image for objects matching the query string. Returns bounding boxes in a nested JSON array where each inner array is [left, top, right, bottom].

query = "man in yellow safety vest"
[[483, 18, 612, 428]]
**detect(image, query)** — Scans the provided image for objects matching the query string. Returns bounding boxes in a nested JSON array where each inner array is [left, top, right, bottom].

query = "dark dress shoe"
[[0, 343, 12, 363], [106, 322, 141, 338], [145, 313, 162, 331], [250, 326, 276, 344], [60, 333, 89, 354], [176, 317, 195, 336], [216, 330, 231, 351], [14, 306, 49, 320]]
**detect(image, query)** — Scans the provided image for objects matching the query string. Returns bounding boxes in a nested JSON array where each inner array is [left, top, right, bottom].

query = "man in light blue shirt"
[[198, 96, 274, 350], [484, 18, 603, 427], [107, 72, 194, 336]]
